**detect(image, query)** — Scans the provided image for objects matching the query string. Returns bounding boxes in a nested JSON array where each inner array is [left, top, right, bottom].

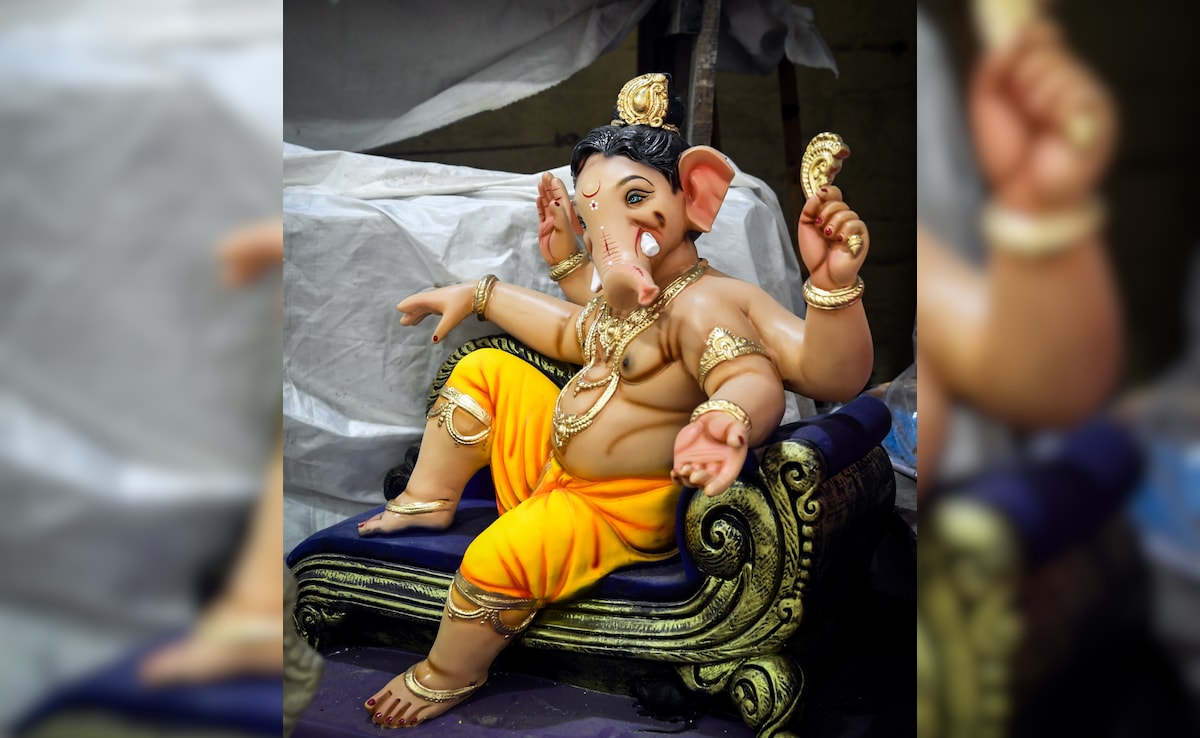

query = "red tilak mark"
[[581, 182, 600, 198]]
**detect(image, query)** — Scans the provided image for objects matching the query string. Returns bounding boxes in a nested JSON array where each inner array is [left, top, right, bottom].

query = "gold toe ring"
[[403, 665, 486, 704], [385, 499, 450, 516]]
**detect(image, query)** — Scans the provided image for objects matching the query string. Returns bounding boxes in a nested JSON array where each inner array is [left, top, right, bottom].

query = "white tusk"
[[639, 232, 660, 257], [590, 266, 603, 293]]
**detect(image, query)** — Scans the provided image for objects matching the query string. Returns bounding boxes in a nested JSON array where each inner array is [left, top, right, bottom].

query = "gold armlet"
[[690, 399, 752, 433], [549, 250, 587, 282], [803, 276, 864, 310], [982, 198, 1105, 257], [427, 386, 491, 446], [473, 274, 498, 321], [697, 327, 768, 390]]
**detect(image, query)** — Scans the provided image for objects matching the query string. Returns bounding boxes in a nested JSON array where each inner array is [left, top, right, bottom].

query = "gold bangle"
[[690, 399, 752, 433], [473, 274, 498, 321], [803, 276, 864, 310], [982, 198, 1105, 257], [549, 250, 587, 282]]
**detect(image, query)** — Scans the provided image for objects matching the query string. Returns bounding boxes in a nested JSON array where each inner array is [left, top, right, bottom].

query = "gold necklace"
[[552, 259, 707, 452]]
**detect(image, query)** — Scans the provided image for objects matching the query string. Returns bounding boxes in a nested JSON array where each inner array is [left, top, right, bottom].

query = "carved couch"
[[287, 336, 897, 737]]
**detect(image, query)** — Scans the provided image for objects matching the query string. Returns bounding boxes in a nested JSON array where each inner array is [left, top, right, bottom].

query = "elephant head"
[[569, 123, 735, 315]]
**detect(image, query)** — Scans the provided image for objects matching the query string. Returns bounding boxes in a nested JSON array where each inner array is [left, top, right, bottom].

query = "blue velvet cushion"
[[962, 417, 1143, 568], [13, 631, 282, 737], [286, 395, 892, 602]]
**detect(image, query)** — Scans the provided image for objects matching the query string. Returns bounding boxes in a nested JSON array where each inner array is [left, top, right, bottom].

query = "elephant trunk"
[[602, 260, 660, 312]]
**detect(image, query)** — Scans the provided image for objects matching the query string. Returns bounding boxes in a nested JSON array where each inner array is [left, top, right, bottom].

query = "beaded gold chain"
[[551, 259, 707, 451]]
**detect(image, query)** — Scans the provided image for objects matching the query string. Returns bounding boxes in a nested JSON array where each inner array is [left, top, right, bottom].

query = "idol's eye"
[[626, 191, 647, 205], [577, 215, 587, 230]]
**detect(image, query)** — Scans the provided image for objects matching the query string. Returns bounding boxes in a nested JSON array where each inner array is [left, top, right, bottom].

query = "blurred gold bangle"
[[803, 276, 864, 310], [690, 399, 752, 433], [473, 274, 498, 321], [982, 198, 1105, 257], [549, 250, 587, 282]]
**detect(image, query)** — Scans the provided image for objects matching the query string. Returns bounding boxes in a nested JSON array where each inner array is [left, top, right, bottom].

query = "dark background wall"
[[921, 0, 1200, 387], [375, 0, 918, 387]]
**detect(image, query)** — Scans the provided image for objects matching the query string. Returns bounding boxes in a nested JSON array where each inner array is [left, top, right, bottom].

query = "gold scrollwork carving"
[[677, 660, 741, 695], [729, 654, 804, 738], [294, 600, 347, 652], [918, 499, 1022, 738]]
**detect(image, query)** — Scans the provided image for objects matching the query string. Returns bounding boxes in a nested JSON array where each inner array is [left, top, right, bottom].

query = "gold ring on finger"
[[1065, 111, 1096, 152], [846, 233, 864, 257]]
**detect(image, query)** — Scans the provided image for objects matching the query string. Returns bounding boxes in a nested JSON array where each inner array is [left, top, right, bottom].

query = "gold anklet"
[[385, 499, 450, 516], [403, 665, 486, 703]]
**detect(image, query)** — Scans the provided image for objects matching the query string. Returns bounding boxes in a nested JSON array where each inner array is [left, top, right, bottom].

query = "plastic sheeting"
[[282, 142, 812, 552], [283, 0, 838, 152], [0, 0, 282, 725]]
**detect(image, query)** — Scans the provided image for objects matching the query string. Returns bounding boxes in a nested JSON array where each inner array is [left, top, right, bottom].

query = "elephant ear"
[[678, 146, 735, 233]]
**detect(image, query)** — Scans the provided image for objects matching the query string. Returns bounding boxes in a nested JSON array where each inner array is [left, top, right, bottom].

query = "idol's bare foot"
[[364, 659, 485, 728], [357, 490, 457, 536], [139, 602, 282, 686]]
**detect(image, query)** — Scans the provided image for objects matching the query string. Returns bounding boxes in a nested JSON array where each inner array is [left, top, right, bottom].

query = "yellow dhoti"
[[441, 349, 680, 603]]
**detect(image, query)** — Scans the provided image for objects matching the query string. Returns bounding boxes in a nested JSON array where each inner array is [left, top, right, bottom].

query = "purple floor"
[[294, 646, 753, 737]]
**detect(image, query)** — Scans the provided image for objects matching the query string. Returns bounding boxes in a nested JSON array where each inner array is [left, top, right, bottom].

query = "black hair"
[[569, 73, 690, 190], [569, 124, 690, 191]]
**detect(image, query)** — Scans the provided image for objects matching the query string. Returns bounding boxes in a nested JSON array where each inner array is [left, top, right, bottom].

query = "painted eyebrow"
[[618, 175, 654, 188]]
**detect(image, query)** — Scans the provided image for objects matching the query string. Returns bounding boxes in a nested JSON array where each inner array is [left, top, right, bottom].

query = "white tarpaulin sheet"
[[0, 0, 282, 723], [282, 142, 812, 551], [283, 0, 837, 152]]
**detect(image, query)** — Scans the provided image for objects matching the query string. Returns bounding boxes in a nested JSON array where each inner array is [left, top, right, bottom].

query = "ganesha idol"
[[354, 73, 874, 728]]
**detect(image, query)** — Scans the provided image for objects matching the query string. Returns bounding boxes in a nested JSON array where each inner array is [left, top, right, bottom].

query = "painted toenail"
[[386, 716, 393, 723], [367, 698, 375, 705], [375, 712, 382, 719], [398, 718, 406, 724]]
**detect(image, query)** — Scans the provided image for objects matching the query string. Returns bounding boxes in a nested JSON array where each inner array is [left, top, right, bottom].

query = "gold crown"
[[611, 73, 680, 133]]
